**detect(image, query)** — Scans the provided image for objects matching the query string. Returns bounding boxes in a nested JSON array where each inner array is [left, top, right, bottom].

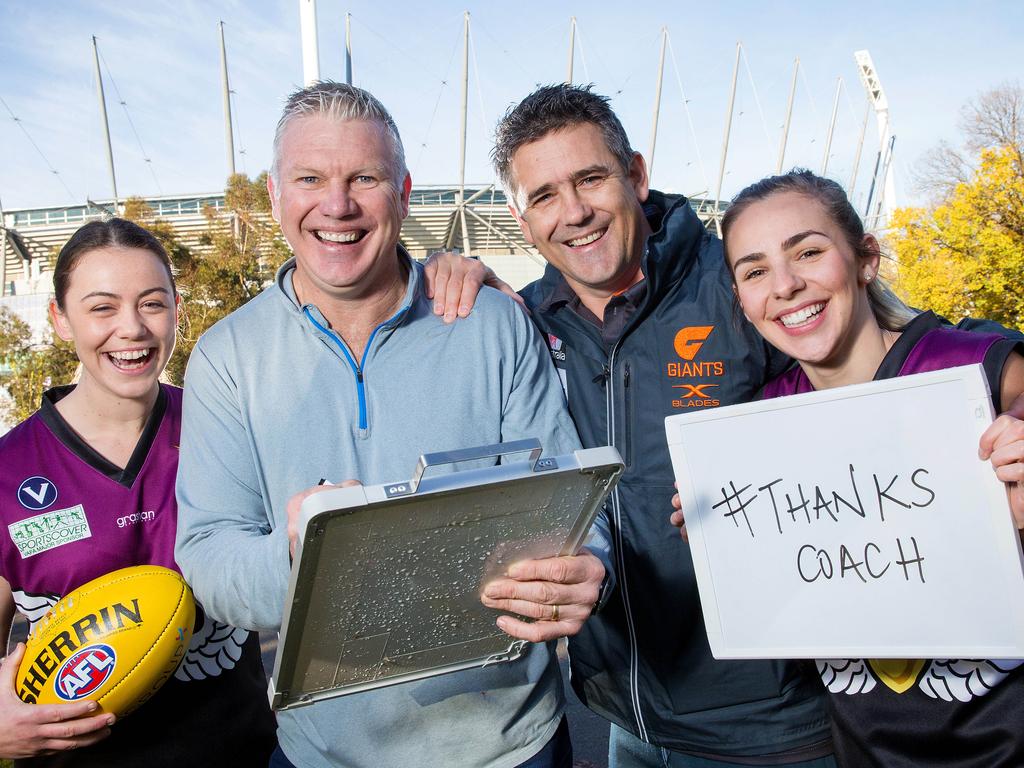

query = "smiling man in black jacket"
[[491, 84, 836, 768]]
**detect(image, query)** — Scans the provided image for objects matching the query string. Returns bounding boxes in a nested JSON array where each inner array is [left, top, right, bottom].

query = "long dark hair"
[[721, 169, 916, 331], [54, 218, 175, 309]]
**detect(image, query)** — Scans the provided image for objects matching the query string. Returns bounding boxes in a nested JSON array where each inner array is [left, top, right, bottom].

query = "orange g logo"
[[673, 326, 714, 361]]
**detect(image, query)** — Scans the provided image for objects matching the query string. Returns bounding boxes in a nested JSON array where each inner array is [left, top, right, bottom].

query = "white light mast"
[[854, 50, 896, 228], [299, 0, 320, 86]]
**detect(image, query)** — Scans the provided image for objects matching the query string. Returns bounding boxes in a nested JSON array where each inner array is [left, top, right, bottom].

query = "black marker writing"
[[712, 481, 757, 538]]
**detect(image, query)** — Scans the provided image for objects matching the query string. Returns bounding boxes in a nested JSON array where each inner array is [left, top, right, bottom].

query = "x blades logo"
[[673, 326, 714, 361], [672, 383, 718, 399]]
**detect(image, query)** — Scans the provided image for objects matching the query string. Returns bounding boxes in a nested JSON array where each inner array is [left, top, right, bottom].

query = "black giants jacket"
[[520, 191, 832, 757]]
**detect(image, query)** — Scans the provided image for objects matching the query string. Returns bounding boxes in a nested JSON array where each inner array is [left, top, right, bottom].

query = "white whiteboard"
[[665, 364, 1024, 659]]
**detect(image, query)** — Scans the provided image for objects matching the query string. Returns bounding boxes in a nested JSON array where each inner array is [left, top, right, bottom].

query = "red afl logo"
[[55, 644, 116, 701]]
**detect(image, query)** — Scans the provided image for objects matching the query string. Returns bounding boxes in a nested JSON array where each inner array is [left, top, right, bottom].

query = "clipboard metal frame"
[[270, 441, 623, 710]]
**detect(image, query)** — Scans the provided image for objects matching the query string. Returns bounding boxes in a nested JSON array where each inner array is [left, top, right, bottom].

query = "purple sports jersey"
[[1, 384, 276, 768], [761, 311, 1024, 768], [1, 386, 180, 608]]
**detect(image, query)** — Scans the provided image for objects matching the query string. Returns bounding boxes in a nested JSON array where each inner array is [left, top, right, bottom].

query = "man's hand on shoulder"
[[423, 251, 524, 323], [481, 552, 604, 642]]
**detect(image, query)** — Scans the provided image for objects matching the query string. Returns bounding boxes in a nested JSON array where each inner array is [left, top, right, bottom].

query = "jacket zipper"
[[606, 344, 648, 741], [303, 307, 389, 430]]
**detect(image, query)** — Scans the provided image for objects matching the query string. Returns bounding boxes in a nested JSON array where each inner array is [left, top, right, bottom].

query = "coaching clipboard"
[[269, 439, 623, 710]]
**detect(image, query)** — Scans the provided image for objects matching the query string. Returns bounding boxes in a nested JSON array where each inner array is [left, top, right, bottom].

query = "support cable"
[[798, 65, 826, 155], [666, 34, 710, 194], [607, 30, 661, 97], [0, 95, 78, 200], [352, 13, 457, 82], [739, 46, 776, 164], [229, 89, 248, 175], [410, 27, 461, 177], [471, 16, 549, 80], [98, 49, 162, 194], [574, 24, 592, 83]]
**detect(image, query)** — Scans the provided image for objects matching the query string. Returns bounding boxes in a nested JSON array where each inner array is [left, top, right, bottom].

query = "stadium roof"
[[1, 186, 721, 293]]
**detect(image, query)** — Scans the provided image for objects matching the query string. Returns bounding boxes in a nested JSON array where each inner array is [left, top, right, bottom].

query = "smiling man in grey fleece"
[[173, 81, 609, 768]]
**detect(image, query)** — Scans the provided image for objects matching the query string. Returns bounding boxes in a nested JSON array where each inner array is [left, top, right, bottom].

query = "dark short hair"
[[54, 218, 175, 309], [492, 84, 635, 209], [721, 169, 916, 330]]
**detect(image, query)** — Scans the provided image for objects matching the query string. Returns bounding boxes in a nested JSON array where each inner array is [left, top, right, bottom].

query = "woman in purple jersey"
[[0, 219, 275, 766], [673, 170, 1024, 767]]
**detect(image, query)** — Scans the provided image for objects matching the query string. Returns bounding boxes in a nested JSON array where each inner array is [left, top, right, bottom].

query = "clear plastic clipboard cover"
[[270, 440, 623, 710]]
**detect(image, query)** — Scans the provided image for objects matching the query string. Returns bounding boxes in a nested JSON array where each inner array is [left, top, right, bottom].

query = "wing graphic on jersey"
[[174, 604, 249, 681], [919, 659, 1024, 702], [12, 590, 59, 634], [816, 659, 877, 694]]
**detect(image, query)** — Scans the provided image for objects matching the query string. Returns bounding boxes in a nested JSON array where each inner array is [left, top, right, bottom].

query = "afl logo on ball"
[[18, 476, 58, 511], [55, 644, 116, 701]]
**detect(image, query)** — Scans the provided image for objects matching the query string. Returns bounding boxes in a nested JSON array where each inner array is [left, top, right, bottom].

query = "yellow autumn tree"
[[889, 84, 1024, 331]]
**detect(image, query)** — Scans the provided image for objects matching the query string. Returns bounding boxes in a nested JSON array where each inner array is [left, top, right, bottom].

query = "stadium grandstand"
[[1, 185, 720, 308]]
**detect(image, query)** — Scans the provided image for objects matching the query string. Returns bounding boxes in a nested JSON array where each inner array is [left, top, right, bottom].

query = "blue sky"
[[1, 1, 1021, 213]]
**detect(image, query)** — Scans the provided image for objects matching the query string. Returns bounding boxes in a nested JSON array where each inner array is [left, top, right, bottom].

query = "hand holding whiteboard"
[[665, 364, 1024, 659]]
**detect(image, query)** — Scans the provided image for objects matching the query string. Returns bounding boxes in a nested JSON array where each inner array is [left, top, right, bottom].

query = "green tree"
[[0, 306, 79, 425], [0, 174, 287, 424], [890, 85, 1024, 330], [119, 174, 288, 385]]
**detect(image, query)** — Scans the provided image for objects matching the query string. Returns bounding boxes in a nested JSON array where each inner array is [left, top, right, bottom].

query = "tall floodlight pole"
[[92, 37, 119, 212], [345, 13, 353, 84], [566, 17, 576, 84], [647, 28, 667, 179], [713, 42, 742, 236], [821, 78, 842, 175], [300, 0, 320, 86], [776, 57, 799, 174], [872, 135, 897, 225], [854, 50, 896, 228], [848, 100, 871, 197], [219, 22, 236, 177]]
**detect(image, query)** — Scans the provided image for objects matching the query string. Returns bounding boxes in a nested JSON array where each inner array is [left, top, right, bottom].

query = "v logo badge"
[[21, 483, 51, 505]]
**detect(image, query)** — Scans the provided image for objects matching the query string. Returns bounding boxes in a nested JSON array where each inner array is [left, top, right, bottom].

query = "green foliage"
[[169, 173, 289, 384], [0, 174, 288, 423], [0, 306, 79, 424], [117, 175, 288, 385]]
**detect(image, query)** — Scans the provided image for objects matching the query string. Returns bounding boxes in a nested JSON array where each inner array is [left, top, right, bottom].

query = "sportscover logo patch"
[[8, 505, 92, 559]]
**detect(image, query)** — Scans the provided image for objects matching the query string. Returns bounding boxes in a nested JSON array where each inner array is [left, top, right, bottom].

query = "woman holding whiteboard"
[[674, 169, 1024, 767]]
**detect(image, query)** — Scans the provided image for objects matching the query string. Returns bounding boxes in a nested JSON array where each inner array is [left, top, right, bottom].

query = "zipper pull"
[[592, 364, 610, 385], [623, 363, 631, 388]]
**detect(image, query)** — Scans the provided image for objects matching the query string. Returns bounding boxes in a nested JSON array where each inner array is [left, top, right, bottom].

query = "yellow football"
[[16, 565, 195, 717]]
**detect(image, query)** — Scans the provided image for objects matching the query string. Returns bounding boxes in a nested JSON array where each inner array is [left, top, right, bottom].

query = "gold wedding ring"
[[551, 604, 560, 622]]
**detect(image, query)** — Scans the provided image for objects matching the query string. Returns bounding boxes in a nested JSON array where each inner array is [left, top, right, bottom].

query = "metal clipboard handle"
[[385, 438, 550, 498]]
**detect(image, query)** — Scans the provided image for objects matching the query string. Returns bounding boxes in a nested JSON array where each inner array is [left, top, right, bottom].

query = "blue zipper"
[[302, 307, 396, 430]]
